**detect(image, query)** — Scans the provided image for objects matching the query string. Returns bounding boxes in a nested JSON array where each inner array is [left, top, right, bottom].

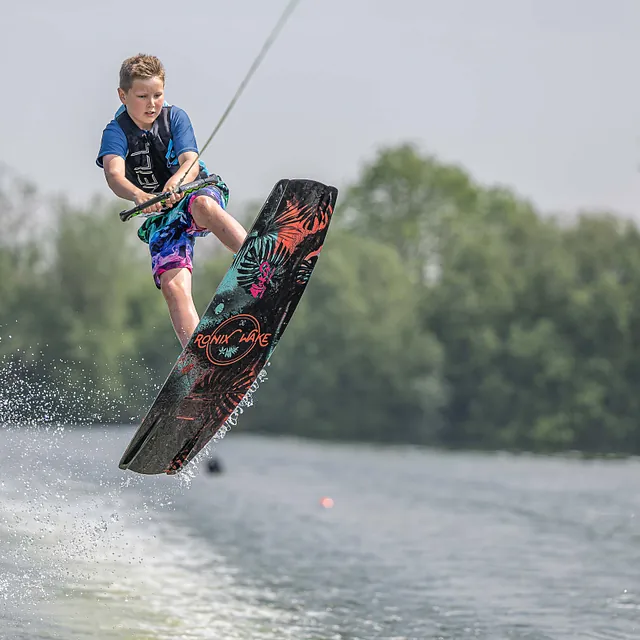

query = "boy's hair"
[[119, 54, 165, 91]]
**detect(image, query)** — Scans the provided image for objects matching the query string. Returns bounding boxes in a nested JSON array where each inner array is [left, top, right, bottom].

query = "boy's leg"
[[190, 195, 247, 253], [159, 268, 200, 349]]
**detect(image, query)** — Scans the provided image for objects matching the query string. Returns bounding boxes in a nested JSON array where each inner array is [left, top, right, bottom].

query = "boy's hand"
[[134, 191, 164, 215], [162, 176, 186, 207]]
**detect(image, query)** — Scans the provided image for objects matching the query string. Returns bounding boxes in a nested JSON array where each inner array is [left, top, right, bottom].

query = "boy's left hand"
[[162, 177, 186, 206]]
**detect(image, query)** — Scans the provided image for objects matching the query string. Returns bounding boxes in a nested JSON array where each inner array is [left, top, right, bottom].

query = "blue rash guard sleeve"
[[96, 120, 128, 168], [170, 107, 199, 156]]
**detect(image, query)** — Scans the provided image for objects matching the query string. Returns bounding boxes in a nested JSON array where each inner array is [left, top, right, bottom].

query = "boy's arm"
[[102, 154, 163, 214], [162, 151, 202, 206]]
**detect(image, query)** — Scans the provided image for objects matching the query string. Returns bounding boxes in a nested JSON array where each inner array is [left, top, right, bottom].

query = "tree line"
[[1, 145, 639, 455]]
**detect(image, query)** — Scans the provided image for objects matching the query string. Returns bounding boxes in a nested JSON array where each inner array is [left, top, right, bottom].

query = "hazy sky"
[[2, 0, 640, 217]]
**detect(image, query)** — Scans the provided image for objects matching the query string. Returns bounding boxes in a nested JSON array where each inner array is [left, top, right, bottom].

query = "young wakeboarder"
[[97, 54, 247, 348]]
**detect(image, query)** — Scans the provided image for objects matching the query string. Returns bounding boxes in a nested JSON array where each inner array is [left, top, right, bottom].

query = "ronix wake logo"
[[193, 314, 272, 366]]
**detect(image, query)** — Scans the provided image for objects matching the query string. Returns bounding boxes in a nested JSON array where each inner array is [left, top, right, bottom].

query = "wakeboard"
[[119, 178, 338, 475]]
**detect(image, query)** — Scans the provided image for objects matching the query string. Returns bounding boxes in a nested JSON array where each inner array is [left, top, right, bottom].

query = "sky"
[[2, 0, 640, 218]]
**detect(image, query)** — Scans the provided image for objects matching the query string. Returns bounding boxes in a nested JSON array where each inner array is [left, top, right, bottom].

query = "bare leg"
[[159, 199, 245, 348], [190, 196, 247, 252], [160, 268, 200, 349]]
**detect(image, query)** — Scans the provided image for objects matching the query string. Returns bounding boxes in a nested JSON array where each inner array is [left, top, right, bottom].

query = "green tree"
[[242, 231, 447, 443]]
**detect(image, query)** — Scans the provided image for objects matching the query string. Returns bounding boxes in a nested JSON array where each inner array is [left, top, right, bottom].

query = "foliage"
[[1, 145, 639, 454]]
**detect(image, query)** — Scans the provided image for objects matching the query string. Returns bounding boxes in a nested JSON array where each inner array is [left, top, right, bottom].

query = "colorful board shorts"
[[137, 180, 229, 289]]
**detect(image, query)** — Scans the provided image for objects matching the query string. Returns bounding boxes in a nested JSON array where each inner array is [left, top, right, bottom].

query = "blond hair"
[[119, 54, 165, 91]]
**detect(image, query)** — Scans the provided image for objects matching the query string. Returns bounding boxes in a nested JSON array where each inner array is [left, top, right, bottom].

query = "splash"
[[0, 353, 158, 428], [216, 365, 270, 440], [0, 352, 161, 611]]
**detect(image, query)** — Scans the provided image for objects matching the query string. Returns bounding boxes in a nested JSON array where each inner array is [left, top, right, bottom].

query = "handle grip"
[[119, 175, 219, 222]]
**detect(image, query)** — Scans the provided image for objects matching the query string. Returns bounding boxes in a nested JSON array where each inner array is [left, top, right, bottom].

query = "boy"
[[96, 54, 247, 348]]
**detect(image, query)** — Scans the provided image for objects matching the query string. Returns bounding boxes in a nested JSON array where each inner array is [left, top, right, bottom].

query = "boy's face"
[[118, 76, 165, 129]]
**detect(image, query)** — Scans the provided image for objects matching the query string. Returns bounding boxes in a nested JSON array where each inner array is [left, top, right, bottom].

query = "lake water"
[[1, 426, 639, 639]]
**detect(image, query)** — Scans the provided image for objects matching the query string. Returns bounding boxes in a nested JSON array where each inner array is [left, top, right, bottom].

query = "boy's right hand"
[[134, 191, 163, 215]]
